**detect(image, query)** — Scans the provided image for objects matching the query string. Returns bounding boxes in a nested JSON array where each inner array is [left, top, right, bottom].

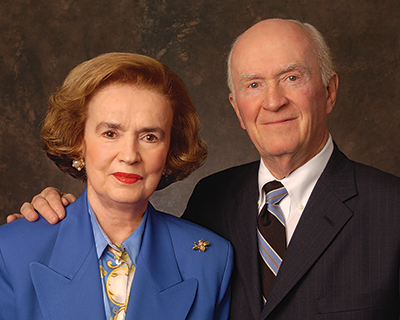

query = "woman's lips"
[[113, 172, 143, 184]]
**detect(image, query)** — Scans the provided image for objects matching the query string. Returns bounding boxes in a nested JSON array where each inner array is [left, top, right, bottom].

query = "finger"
[[40, 186, 62, 198], [60, 193, 77, 206], [20, 202, 40, 221], [31, 195, 61, 224], [6, 213, 23, 223], [38, 187, 68, 221]]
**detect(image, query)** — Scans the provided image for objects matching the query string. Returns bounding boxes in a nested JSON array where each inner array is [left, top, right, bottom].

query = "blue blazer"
[[0, 190, 233, 320]]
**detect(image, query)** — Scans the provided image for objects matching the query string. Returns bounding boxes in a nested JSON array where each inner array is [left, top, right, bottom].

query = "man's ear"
[[229, 93, 247, 130], [325, 73, 339, 115]]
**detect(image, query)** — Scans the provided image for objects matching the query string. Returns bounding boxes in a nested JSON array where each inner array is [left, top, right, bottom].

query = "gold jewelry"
[[192, 239, 210, 252], [72, 158, 85, 171]]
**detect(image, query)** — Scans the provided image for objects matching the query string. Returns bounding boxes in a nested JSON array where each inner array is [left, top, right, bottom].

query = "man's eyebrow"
[[239, 73, 261, 82], [239, 62, 312, 83], [277, 61, 312, 76]]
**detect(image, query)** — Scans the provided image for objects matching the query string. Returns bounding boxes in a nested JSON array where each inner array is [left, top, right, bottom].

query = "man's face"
[[229, 20, 337, 177]]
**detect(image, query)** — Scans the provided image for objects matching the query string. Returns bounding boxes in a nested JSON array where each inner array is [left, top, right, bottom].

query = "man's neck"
[[262, 134, 330, 180], [262, 155, 301, 180]]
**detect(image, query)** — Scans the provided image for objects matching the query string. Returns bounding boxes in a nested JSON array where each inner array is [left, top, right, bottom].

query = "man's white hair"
[[227, 19, 335, 100]]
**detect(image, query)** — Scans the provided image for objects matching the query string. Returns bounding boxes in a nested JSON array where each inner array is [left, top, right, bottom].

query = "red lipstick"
[[113, 172, 143, 184]]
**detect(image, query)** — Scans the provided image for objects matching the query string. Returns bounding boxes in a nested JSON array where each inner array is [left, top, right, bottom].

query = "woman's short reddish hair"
[[41, 52, 207, 187]]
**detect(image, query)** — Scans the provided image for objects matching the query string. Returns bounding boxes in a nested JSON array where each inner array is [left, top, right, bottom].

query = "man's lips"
[[113, 172, 143, 184], [262, 117, 296, 125]]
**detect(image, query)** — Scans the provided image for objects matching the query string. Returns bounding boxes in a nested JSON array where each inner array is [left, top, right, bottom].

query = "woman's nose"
[[118, 138, 141, 164]]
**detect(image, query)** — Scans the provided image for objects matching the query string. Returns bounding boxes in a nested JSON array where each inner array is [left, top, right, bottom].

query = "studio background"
[[1, 0, 399, 224]]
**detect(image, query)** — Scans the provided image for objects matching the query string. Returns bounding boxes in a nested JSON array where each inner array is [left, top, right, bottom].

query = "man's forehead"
[[231, 35, 317, 79], [239, 19, 309, 44], [232, 20, 313, 64]]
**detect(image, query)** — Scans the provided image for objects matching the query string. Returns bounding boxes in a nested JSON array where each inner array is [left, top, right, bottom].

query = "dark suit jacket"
[[182, 145, 400, 319], [0, 189, 233, 320]]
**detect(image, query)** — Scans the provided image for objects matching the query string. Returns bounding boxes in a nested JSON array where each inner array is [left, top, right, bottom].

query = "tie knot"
[[109, 243, 125, 255], [109, 243, 132, 267], [263, 181, 288, 205]]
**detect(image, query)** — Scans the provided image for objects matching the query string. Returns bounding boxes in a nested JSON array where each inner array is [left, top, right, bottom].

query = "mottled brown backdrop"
[[1, 0, 399, 224]]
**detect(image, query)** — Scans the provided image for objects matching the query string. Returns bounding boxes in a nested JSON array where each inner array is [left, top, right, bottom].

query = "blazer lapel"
[[261, 146, 358, 318], [126, 205, 197, 320], [226, 161, 263, 319], [30, 190, 105, 320]]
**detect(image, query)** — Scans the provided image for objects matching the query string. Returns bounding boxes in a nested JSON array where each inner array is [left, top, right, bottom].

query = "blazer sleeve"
[[214, 241, 234, 320], [0, 248, 17, 319]]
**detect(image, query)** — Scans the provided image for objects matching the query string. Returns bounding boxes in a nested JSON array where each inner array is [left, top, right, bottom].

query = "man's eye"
[[249, 82, 259, 89], [288, 75, 298, 81]]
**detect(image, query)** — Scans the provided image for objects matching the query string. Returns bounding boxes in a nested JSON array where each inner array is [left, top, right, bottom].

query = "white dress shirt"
[[258, 135, 334, 244]]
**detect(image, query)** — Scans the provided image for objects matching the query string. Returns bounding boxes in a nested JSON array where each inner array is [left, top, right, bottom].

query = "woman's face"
[[82, 83, 173, 212]]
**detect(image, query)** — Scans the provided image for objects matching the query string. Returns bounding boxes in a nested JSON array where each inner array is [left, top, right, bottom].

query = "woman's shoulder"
[[0, 217, 61, 273], [0, 191, 88, 257], [0, 216, 59, 245], [148, 206, 233, 263], [151, 209, 234, 282]]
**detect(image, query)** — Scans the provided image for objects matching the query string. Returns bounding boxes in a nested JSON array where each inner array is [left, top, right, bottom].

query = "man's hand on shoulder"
[[7, 187, 76, 225]]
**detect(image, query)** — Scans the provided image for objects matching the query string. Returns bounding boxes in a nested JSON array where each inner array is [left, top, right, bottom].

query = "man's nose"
[[262, 83, 289, 111]]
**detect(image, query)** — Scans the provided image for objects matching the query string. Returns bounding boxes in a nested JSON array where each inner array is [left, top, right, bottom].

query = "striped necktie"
[[257, 180, 288, 302]]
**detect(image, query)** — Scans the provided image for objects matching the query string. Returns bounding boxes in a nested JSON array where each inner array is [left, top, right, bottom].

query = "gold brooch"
[[192, 239, 210, 252]]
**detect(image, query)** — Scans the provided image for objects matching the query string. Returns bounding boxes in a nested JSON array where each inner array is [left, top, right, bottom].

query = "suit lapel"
[[30, 190, 105, 320], [261, 146, 358, 318], [226, 161, 263, 319], [126, 205, 197, 319]]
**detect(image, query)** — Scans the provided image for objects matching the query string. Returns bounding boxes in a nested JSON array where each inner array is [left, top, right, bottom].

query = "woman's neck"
[[88, 193, 147, 244]]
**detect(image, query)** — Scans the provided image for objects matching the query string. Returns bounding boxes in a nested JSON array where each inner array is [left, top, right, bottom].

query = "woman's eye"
[[104, 131, 116, 138], [249, 82, 259, 89], [144, 134, 157, 142]]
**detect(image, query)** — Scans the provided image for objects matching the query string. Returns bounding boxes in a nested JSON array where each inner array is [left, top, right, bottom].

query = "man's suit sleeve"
[[182, 173, 228, 234], [183, 162, 259, 233], [0, 247, 16, 319], [182, 178, 207, 225]]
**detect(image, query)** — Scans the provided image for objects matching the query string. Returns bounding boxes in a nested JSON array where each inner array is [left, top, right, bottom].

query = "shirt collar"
[[258, 135, 334, 206], [87, 197, 148, 266]]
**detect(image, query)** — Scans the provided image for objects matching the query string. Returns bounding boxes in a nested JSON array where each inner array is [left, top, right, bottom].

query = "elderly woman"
[[0, 53, 233, 320]]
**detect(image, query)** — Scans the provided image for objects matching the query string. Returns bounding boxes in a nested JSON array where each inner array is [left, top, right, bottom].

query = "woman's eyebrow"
[[95, 122, 166, 137], [95, 122, 123, 132], [138, 127, 166, 137]]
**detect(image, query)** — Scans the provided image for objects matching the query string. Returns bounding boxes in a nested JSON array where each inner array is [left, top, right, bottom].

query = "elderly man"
[[12, 19, 400, 319]]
